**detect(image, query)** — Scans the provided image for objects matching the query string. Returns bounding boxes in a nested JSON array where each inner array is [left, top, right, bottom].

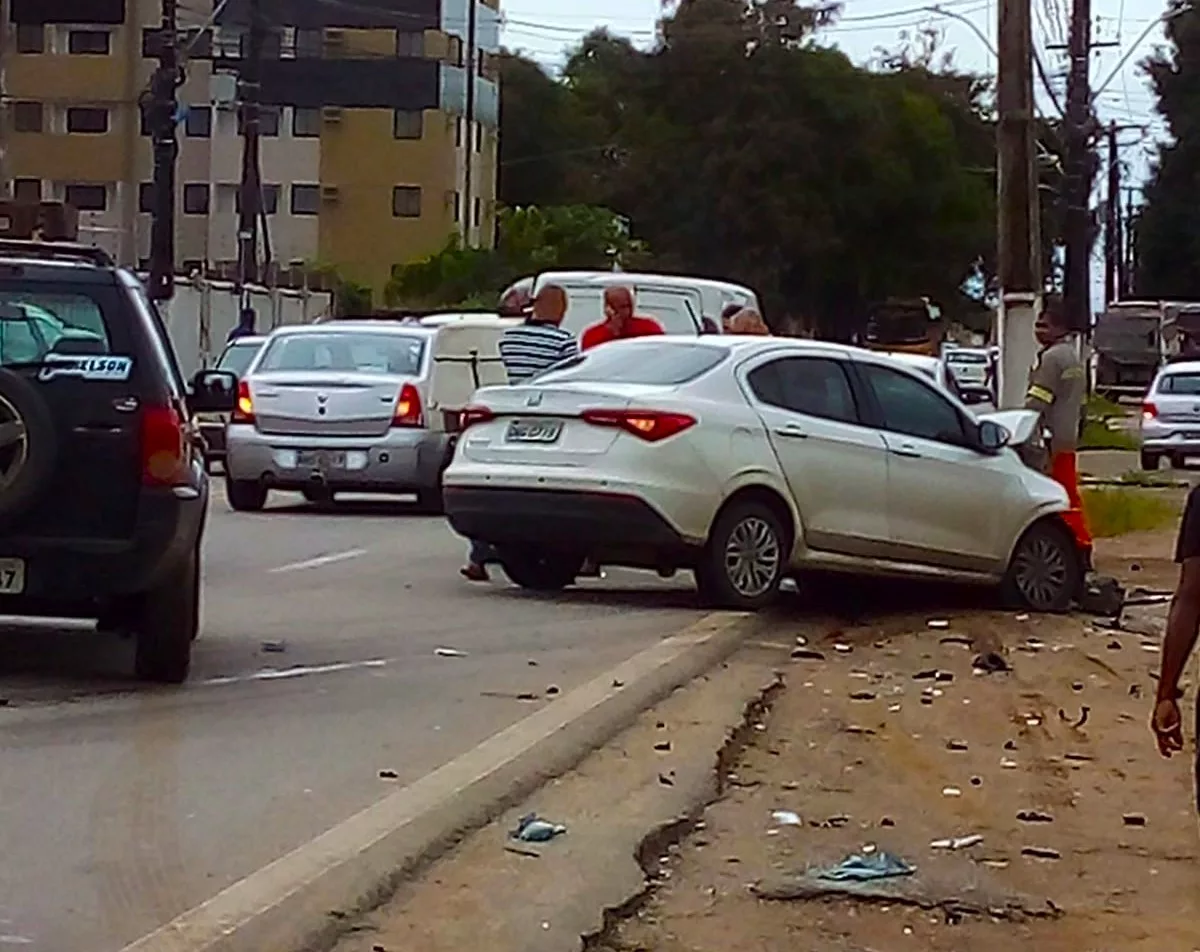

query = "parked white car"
[[1138, 359, 1200, 469], [443, 337, 1083, 612], [888, 352, 994, 411]]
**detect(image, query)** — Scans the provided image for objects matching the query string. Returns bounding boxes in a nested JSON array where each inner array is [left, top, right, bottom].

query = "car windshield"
[[217, 340, 263, 377], [257, 332, 425, 375], [0, 293, 109, 366], [535, 341, 727, 385], [1159, 373, 1200, 394]]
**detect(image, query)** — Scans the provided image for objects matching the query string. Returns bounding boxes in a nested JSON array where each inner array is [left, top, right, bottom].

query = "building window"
[[393, 110, 423, 140], [183, 184, 210, 215], [295, 28, 322, 58], [292, 107, 320, 138], [16, 24, 43, 54], [13, 179, 40, 203], [396, 30, 423, 57], [239, 106, 280, 137], [473, 121, 482, 152], [64, 184, 107, 212], [12, 101, 42, 133], [138, 182, 154, 213], [67, 107, 110, 134], [455, 117, 463, 148], [241, 30, 282, 59], [68, 30, 112, 55], [291, 184, 320, 215], [473, 196, 481, 226], [392, 186, 421, 218], [235, 184, 280, 214], [185, 106, 212, 138], [453, 192, 461, 222]]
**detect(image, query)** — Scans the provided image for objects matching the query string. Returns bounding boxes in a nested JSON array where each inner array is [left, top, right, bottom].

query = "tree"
[[1134, 1, 1200, 298]]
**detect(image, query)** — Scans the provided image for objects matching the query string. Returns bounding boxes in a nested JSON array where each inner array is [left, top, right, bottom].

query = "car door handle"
[[890, 443, 922, 458], [773, 424, 808, 439]]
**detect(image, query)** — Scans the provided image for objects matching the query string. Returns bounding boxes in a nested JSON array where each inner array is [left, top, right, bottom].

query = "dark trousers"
[[468, 539, 497, 565]]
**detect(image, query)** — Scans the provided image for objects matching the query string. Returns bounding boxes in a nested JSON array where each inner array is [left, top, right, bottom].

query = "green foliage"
[[304, 261, 373, 315], [1135, 0, 1200, 298]]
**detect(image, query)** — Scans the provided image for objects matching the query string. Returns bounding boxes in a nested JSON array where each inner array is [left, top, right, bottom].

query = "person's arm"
[[1024, 348, 1060, 415], [1154, 487, 1200, 755]]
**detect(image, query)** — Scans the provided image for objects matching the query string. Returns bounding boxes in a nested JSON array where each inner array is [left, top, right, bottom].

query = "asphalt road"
[[0, 487, 707, 952]]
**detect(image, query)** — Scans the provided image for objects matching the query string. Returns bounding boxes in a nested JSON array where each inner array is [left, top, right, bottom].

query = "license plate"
[[506, 419, 562, 443], [0, 558, 25, 594], [297, 450, 346, 469]]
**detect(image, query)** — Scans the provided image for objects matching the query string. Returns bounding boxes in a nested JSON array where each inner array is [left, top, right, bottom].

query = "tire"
[[1002, 520, 1083, 613], [415, 484, 444, 515], [302, 485, 335, 507], [696, 499, 787, 610], [134, 545, 199, 683], [226, 476, 267, 512], [498, 547, 583, 591], [1141, 451, 1161, 471], [0, 368, 58, 526]]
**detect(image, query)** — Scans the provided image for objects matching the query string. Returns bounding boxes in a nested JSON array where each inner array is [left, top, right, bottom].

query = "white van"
[[532, 271, 760, 338]]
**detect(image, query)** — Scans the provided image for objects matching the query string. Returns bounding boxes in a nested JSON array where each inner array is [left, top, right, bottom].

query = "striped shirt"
[[498, 320, 579, 384]]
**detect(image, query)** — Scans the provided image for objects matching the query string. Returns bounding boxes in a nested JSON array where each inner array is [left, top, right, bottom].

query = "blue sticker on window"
[[38, 354, 133, 382]]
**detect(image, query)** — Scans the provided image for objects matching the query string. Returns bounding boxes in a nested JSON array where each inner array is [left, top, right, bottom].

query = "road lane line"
[[268, 549, 367, 574], [199, 659, 389, 686], [116, 610, 759, 952]]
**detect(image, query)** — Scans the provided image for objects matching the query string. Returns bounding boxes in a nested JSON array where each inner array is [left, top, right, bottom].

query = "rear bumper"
[[444, 487, 690, 553], [1140, 423, 1200, 454], [225, 424, 450, 492], [0, 481, 207, 611]]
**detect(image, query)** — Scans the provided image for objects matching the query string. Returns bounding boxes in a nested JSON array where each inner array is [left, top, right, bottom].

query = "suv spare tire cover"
[[0, 368, 57, 525]]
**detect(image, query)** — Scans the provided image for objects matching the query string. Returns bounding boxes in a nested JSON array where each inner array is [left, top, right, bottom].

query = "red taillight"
[[141, 404, 187, 486], [1142, 401, 1158, 421], [393, 382, 424, 428], [581, 409, 697, 442], [459, 404, 495, 431], [231, 379, 255, 423]]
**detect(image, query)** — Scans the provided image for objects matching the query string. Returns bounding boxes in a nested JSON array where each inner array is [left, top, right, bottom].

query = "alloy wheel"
[[1012, 534, 1069, 610], [723, 516, 781, 599]]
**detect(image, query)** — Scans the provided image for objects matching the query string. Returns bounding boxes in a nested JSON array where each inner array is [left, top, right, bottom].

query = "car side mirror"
[[189, 369, 237, 413], [977, 419, 1010, 453]]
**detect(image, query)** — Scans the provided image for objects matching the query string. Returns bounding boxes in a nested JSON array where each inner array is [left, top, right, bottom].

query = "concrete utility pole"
[[235, 0, 265, 306], [1103, 120, 1120, 307], [462, 0, 478, 246], [995, 0, 1041, 408], [1122, 186, 1138, 297], [147, 0, 181, 301]]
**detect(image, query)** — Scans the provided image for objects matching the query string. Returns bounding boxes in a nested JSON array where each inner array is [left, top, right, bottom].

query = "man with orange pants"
[[1025, 295, 1093, 568]]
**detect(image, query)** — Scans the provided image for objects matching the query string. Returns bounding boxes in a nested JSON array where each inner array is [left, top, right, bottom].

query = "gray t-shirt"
[[1026, 339, 1085, 453]]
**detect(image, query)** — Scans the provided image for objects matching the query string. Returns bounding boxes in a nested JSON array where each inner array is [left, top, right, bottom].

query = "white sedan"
[[443, 337, 1083, 612]]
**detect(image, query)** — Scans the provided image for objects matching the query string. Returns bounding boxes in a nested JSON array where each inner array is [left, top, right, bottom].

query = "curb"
[[119, 611, 762, 952]]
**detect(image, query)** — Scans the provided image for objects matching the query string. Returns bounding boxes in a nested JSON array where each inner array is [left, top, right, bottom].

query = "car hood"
[[977, 408, 1040, 446]]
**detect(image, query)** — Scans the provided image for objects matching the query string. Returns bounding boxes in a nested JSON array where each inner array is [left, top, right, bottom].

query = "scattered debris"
[[1123, 813, 1148, 827], [1078, 575, 1126, 617], [1108, 640, 1123, 651], [1000, 758, 1019, 769], [378, 769, 399, 780], [659, 772, 675, 787], [811, 851, 915, 882], [1017, 810, 1054, 824], [973, 652, 1011, 674], [1015, 613, 1030, 621], [612, 678, 625, 688], [942, 786, 962, 797], [946, 739, 969, 752], [546, 685, 560, 696], [771, 810, 803, 827], [939, 635, 972, 647], [970, 776, 983, 786], [849, 691, 877, 701], [261, 640, 287, 653], [931, 834, 984, 851], [434, 647, 468, 658], [1021, 846, 1061, 860], [822, 815, 851, 829], [654, 740, 672, 752], [511, 813, 567, 842], [1063, 752, 1093, 762], [833, 643, 853, 654], [927, 619, 950, 630], [844, 725, 877, 735], [881, 817, 895, 827], [1072, 681, 1084, 692], [1129, 684, 1143, 698], [791, 648, 825, 661], [504, 844, 542, 858], [480, 691, 540, 701], [913, 669, 940, 681], [935, 670, 954, 683]]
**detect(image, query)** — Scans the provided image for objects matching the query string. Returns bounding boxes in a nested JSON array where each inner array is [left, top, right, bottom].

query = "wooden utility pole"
[[462, 0, 478, 246], [996, 0, 1040, 407], [147, 0, 180, 301], [235, 0, 265, 306]]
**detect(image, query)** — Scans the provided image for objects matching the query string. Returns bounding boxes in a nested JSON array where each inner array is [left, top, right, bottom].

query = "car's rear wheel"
[[227, 476, 267, 512], [1003, 520, 1082, 613], [302, 485, 335, 507], [1141, 450, 1161, 471], [134, 546, 199, 683], [498, 547, 582, 591], [697, 499, 786, 610], [415, 484, 444, 514]]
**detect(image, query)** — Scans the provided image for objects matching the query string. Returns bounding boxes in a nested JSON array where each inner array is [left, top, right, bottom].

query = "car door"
[[632, 284, 703, 336], [855, 361, 1013, 571], [743, 355, 890, 556]]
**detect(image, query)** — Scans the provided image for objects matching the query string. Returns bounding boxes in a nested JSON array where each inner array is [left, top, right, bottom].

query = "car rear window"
[[1159, 373, 1200, 394], [258, 332, 425, 375], [217, 340, 263, 376], [536, 341, 727, 385], [0, 291, 110, 365]]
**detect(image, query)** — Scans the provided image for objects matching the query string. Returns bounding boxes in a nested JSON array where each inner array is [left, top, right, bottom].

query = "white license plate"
[[0, 558, 25, 594], [297, 450, 346, 469], [506, 420, 563, 443]]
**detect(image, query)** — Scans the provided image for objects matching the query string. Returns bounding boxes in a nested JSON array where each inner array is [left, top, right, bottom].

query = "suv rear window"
[[258, 332, 425, 375], [0, 291, 110, 365], [1159, 373, 1200, 394], [536, 342, 727, 385]]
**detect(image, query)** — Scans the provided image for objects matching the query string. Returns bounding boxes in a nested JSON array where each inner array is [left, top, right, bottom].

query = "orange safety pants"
[[1050, 451, 1093, 551]]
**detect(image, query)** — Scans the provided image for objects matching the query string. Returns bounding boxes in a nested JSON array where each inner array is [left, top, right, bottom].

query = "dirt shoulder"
[[600, 543, 1200, 951]]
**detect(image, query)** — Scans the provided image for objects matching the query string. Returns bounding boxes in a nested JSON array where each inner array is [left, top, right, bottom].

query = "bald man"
[[580, 285, 664, 350]]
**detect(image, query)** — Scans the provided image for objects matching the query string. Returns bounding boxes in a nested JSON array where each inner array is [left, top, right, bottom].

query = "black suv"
[[0, 240, 235, 683]]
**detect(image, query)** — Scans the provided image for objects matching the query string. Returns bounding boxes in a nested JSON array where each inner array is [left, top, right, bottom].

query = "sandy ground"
[[599, 534, 1200, 952]]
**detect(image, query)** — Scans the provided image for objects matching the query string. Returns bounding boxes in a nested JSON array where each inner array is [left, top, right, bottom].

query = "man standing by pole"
[[1025, 295, 1093, 566]]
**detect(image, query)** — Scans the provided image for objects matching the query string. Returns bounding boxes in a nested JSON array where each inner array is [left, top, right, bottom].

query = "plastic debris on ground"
[[810, 851, 916, 882], [511, 813, 567, 842], [930, 834, 984, 850], [434, 647, 468, 658], [771, 810, 803, 827]]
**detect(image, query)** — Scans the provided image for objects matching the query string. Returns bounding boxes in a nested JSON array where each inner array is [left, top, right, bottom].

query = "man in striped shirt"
[[461, 283, 578, 581]]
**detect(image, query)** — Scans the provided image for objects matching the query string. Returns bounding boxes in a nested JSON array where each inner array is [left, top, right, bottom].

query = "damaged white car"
[[443, 337, 1083, 612]]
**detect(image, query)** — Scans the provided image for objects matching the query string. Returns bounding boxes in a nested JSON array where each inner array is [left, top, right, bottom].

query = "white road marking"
[[268, 549, 367, 574], [199, 659, 388, 686]]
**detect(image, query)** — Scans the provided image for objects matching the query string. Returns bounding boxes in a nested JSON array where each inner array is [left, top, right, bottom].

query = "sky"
[[500, 0, 1176, 307]]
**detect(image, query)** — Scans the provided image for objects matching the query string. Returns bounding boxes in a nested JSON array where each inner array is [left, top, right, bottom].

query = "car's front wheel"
[[1003, 520, 1083, 613], [1141, 450, 1161, 471], [134, 546, 200, 683], [696, 499, 787, 610], [498, 547, 583, 591]]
